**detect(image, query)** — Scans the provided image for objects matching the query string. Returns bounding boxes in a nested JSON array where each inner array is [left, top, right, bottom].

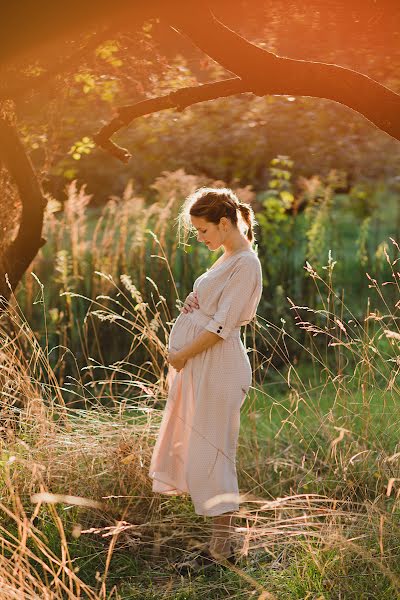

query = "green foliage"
[[74, 72, 96, 95], [302, 170, 345, 268], [95, 40, 123, 68], [68, 136, 96, 161], [356, 216, 371, 267], [256, 155, 295, 285]]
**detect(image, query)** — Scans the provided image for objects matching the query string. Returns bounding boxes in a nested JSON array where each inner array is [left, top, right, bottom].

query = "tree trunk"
[[0, 116, 47, 308]]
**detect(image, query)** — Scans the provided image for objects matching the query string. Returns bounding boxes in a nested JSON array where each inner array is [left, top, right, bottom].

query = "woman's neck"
[[223, 241, 252, 257]]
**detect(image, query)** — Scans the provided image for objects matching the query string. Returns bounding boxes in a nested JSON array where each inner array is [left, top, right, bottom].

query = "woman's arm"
[[175, 330, 222, 361]]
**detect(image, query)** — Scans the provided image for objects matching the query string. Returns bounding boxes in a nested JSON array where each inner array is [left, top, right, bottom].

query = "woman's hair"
[[176, 187, 258, 249]]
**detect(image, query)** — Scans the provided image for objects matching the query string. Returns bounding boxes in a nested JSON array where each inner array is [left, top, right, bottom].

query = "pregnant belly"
[[168, 313, 191, 352]]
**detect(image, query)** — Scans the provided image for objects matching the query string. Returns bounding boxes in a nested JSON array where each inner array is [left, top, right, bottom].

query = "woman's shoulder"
[[233, 250, 262, 279], [236, 249, 262, 267]]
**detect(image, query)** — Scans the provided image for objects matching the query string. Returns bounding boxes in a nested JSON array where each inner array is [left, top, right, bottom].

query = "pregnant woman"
[[149, 186, 263, 568]]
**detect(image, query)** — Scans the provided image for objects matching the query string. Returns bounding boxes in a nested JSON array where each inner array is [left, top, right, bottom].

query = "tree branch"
[[168, 5, 400, 140], [93, 2, 400, 161], [92, 77, 247, 162]]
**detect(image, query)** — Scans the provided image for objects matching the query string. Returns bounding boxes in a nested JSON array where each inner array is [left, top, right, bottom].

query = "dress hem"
[[149, 471, 189, 496], [193, 504, 240, 517]]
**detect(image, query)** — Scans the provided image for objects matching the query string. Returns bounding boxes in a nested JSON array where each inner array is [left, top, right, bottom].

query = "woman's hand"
[[181, 290, 200, 313], [167, 350, 187, 372]]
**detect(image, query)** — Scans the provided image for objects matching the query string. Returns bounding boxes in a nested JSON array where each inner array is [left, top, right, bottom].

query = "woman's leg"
[[209, 513, 234, 557]]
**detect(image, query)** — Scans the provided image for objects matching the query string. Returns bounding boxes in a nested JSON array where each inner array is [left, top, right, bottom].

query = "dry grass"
[[0, 188, 399, 596]]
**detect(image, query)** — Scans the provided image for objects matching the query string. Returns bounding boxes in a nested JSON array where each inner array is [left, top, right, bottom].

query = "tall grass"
[[14, 169, 399, 386], [0, 230, 399, 597]]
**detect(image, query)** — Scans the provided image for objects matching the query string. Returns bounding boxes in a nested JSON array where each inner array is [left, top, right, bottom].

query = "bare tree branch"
[[93, 3, 400, 161], [169, 5, 400, 140], [92, 77, 247, 162]]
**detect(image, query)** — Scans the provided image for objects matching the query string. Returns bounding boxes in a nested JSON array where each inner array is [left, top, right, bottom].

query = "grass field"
[[1, 179, 399, 597], [1, 275, 399, 598]]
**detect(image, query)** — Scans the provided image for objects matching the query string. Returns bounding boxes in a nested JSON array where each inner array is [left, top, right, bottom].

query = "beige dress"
[[149, 248, 263, 516]]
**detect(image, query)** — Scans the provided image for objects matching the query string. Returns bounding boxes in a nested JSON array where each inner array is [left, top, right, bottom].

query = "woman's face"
[[191, 216, 223, 251]]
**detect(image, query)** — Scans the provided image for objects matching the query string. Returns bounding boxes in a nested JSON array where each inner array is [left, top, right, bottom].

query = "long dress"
[[148, 248, 263, 516]]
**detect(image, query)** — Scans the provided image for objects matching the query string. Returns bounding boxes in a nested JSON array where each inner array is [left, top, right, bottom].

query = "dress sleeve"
[[204, 256, 262, 340]]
